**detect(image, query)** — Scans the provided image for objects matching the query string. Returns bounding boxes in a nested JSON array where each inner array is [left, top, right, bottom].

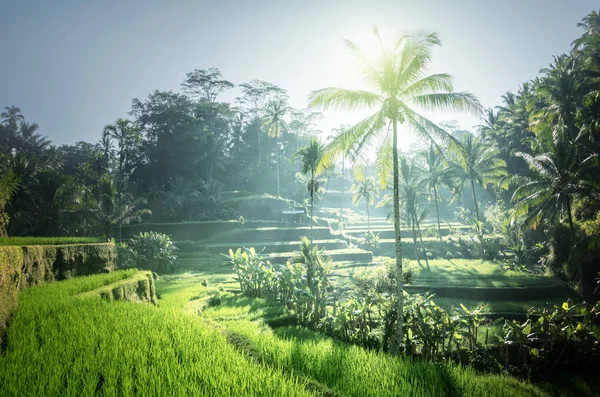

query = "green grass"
[[433, 297, 568, 315], [411, 259, 561, 287], [200, 292, 547, 397], [0, 236, 107, 246], [0, 271, 314, 397]]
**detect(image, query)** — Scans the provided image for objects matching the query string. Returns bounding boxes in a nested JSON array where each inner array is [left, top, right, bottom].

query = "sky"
[[1, 0, 598, 147]]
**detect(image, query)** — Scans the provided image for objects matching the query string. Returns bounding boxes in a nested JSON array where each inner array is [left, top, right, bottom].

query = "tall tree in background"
[[1, 106, 24, 133], [309, 29, 481, 349], [420, 143, 451, 252], [182, 68, 234, 182], [452, 133, 507, 226], [265, 98, 288, 197], [238, 80, 286, 164], [103, 119, 141, 241], [351, 176, 378, 230], [295, 138, 326, 236]]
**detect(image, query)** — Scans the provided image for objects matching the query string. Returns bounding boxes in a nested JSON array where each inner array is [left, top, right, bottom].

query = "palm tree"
[[295, 138, 326, 237], [451, 133, 507, 226], [511, 129, 598, 235], [17, 121, 51, 155], [1, 106, 24, 132], [102, 118, 140, 186], [309, 29, 480, 347], [94, 177, 151, 240], [351, 176, 378, 230], [265, 99, 288, 197], [420, 143, 452, 252]]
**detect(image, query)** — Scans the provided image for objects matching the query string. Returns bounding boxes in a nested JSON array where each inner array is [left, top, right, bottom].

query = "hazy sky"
[[1, 0, 598, 146]]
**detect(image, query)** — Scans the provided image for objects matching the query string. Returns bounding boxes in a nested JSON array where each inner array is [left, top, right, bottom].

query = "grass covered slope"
[[199, 289, 546, 397], [0, 271, 312, 397]]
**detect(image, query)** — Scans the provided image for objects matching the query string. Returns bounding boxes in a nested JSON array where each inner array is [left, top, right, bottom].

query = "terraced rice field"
[[1, 270, 565, 397]]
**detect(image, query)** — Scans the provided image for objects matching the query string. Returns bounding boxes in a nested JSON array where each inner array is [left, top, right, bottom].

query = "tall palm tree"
[[308, 29, 480, 347], [295, 138, 326, 237], [102, 118, 140, 185], [451, 133, 507, 226], [265, 99, 288, 197], [420, 143, 452, 252], [0, 106, 24, 132], [351, 176, 378, 230]]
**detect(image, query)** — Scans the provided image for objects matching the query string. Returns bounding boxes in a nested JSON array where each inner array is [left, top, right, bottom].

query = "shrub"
[[119, 232, 178, 273], [360, 231, 380, 254]]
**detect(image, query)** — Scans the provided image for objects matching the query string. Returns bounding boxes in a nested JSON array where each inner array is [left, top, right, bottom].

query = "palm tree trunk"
[[434, 186, 444, 254], [310, 170, 314, 240], [410, 214, 421, 267], [392, 118, 404, 355], [276, 139, 281, 197], [470, 177, 485, 256], [341, 154, 345, 212], [366, 198, 370, 231], [257, 118, 261, 164], [566, 195, 585, 295], [415, 216, 430, 270], [470, 177, 481, 224]]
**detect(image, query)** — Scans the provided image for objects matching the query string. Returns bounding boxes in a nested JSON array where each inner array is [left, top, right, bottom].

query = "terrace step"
[[344, 227, 470, 240], [187, 239, 348, 255], [199, 226, 334, 244], [404, 284, 579, 301], [267, 248, 373, 264]]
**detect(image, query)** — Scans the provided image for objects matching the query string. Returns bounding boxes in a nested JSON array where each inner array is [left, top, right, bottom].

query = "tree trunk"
[[366, 198, 370, 231], [566, 195, 585, 295], [434, 186, 444, 254], [470, 177, 485, 255], [276, 138, 281, 197], [310, 170, 314, 240], [392, 118, 404, 355], [410, 213, 421, 267], [341, 154, 345, 212], [257, 118, 261, 164], [470, 177, 481, 224], [416, 215, 430, 270]]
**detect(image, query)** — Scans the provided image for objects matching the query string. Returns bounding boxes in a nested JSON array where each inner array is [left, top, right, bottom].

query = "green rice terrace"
[[3, 6, 600, 396]]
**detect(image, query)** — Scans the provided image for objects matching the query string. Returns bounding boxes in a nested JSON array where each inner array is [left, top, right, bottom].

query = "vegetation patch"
[[0, 271, 313, 396], [0, 242, 116, 343]]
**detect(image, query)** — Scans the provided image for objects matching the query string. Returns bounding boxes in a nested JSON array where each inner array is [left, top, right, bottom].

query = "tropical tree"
[[309, 29, 480, 348], [451, 133, 507, 227], [511, 129, 598, 235], [380, 155, 430, 268], [102, 118, 140, 187], [1, 106, 24, 132], [420, 143, 452, 251], [295, 138, 326, 236], [351, 176, 378, 230], [93, 177, 151, 240], [265, 98, 288, 197]]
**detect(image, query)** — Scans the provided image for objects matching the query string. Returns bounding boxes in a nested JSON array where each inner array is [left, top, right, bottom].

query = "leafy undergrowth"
[[0, 271, 313, 397], [200, 291, 548, 397]]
